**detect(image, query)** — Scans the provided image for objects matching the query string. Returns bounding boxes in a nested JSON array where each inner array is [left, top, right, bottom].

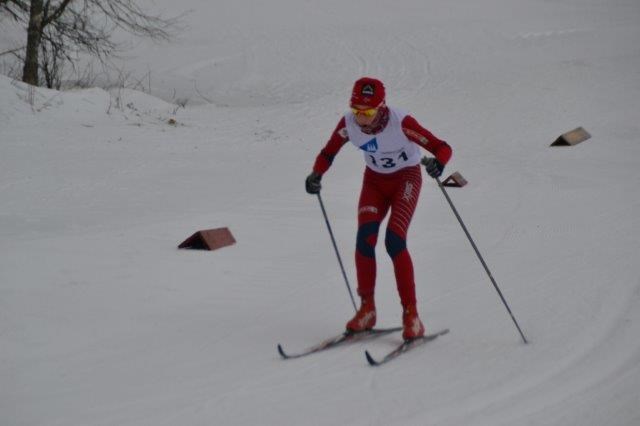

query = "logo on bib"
[[359, 138, 378, 153]]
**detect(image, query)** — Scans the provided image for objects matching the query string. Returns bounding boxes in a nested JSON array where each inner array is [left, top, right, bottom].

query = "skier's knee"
[[356, 222, 380, 258], [385, 228, 406, 258]]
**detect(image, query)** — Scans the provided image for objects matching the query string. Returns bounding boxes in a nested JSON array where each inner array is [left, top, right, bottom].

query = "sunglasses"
[[351, 107, 378, 117]]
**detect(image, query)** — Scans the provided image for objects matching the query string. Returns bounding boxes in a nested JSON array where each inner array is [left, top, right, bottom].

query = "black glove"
[[305, 172, 322, 194], [422, 157, 445, 178]]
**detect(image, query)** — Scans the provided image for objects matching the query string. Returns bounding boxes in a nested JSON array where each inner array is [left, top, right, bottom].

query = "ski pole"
[[422, 157, 528, 344], [316, 192, 358, 312]]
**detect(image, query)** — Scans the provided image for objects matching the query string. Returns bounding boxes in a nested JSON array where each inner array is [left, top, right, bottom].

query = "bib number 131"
[[370, 151, 408, 169]]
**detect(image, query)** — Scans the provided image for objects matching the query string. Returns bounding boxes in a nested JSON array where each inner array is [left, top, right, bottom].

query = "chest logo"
[[359, 138, 378, 153]]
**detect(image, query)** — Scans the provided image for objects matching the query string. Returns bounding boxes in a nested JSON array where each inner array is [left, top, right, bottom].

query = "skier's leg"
[[384, 165, 426, 339], [355, 178, 389, 300], [347, 172, 389, 332], [385, 165, 422, 305]]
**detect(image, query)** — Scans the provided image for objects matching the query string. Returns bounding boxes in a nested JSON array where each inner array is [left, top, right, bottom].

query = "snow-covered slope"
[[1, 1, 639, 425]]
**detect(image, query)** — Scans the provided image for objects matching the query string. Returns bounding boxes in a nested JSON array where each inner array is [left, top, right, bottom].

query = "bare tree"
[[1, 0, 179, 87]]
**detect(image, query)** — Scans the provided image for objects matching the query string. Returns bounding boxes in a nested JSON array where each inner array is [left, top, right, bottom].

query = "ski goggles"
[[351, 106, 379, 117]]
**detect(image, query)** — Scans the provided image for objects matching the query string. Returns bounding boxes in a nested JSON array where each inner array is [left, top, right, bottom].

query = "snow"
[[1, 0, 640, 425]]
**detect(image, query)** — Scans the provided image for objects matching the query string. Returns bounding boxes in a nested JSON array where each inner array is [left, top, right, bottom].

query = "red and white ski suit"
[[312, 106, 452, 307]]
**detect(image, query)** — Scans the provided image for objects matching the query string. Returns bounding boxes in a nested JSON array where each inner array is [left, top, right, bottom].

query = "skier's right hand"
[[305, 172, 322, 194]]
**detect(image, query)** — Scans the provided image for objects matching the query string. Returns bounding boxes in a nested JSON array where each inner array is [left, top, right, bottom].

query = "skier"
[[305, 77, 452, 340]]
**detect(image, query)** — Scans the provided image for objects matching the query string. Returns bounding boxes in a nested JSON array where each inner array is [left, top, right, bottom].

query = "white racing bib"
[[345, 107, 421, 174]]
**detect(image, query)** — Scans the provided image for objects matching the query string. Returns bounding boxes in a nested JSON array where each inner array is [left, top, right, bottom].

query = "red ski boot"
[[402, 304, 425, 340], [346, 297, 376, 332]]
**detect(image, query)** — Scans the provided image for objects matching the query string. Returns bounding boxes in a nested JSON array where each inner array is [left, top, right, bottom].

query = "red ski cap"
[[350, 77, 385, 108]]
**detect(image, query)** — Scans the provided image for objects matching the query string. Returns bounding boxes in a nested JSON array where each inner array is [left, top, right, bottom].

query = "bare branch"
[[42, 0, 72, 27], [92, 0, 178, 41], [13, 0, 180, 87], [4, 0, 30, 11], [0, 46, 24, 57], [1, 0, 29, 21]]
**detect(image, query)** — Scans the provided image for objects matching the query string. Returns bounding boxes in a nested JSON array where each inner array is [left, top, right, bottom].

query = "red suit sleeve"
[[401, 115, 452, 165], [312, 117, 349, 175]]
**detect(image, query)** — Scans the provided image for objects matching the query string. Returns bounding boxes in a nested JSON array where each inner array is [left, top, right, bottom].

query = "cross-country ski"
[[277, 327, 401, 359], [365, 329, 450, 366]]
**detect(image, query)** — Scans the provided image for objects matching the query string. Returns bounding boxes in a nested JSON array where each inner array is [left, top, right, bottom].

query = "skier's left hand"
[[305, 172, 322, 194], [423, 157, 444, 178]]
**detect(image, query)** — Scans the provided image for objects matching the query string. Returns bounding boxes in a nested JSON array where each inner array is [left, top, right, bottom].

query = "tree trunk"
[[22, 0, 44, 86]]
